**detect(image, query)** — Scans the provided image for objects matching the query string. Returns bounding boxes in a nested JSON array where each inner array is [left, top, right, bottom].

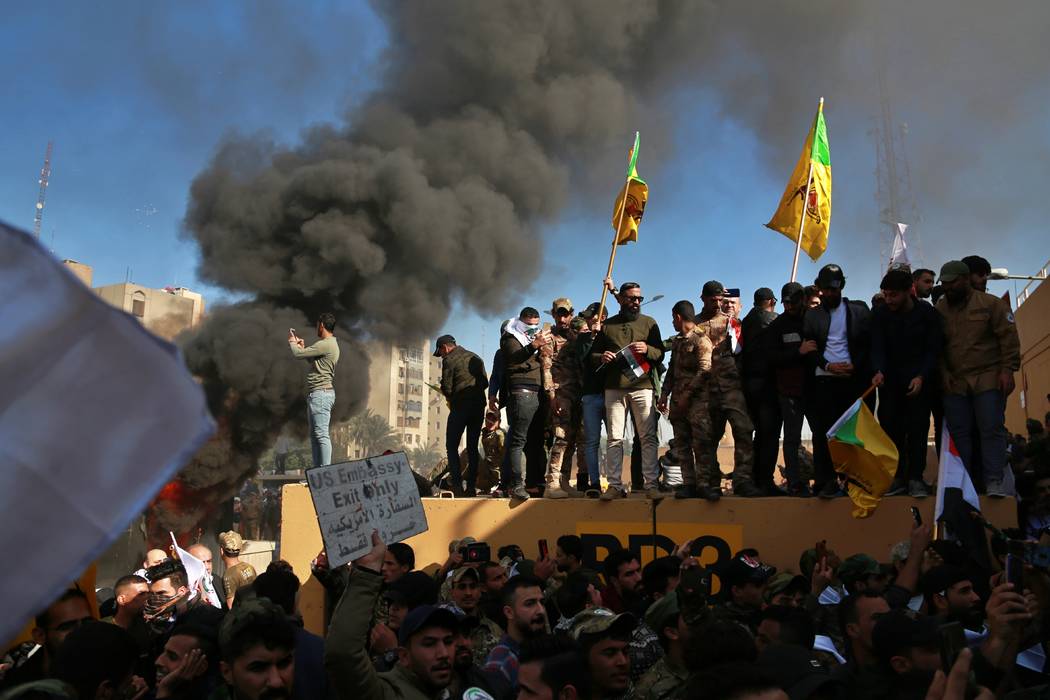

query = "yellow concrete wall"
[[280, 484, 1016, 636], [1007, 280, 1050, 435]]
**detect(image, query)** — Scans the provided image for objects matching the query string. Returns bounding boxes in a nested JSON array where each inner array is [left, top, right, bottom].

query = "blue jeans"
[[581, 393, 605, 485], [307, 389, 335, 466], [505, 389, 540, 488], [943, 390, 1008, 486], [446, 402, 484, 489]]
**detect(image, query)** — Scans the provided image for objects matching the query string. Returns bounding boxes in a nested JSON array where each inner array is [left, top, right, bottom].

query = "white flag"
[[0, 221, 215, 643], [889, 223, 911, 269], [172, 533, 222, 608]]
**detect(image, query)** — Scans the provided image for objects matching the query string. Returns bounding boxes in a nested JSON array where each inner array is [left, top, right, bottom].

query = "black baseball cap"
[[397, 604, 459, 645], [701, 280, 726, 297], [919, 565, 971, 598], [720, 554, 776, 589], [815, 264, 846, 289], [754, 287, 777, 303], [581, 302, 603, 319], [433, 334, 456, 357], [872, 610, 939, 664], [961, 255, 991, 275], [781, 282, 805, 303], [725, 288, 741, 298]]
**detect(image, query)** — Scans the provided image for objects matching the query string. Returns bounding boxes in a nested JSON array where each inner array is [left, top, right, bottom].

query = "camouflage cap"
[[551, 297, 574, 313], [218, 531, 244, 553], [450, 566, 480, 583], [568, 607, 636, 641], [644, 590, 680, 634], [764, 572, 808, 602], [836, 554, 881, 586], [218, 597, 288, 656], [570, 316, 587, 332], [449, 536, 477, 553], [701, 280, 725, 297]]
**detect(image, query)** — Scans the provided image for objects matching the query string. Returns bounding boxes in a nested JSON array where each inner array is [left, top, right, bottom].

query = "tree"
[[407, 444, 443, 474], [345, 409, 402, 457]]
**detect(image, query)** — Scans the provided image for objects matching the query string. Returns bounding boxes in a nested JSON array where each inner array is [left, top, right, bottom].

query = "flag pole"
[[789, 96, 823, 283], [598, 174, 633, 320]]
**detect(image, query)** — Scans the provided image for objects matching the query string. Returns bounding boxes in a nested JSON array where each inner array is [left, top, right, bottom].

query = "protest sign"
[[306, 451, 427, 567]]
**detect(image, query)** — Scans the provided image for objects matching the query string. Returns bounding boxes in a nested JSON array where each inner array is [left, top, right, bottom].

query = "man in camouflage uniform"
[[657, 300, 715, 500], [540, 298, 585, 498], [693, 281, 763, 497], [477, 410, 505, 493], [634, 592, 689, 700], [446, 566, 502, 665]]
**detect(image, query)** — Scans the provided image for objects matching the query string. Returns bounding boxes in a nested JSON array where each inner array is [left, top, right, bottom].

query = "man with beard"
[[591, 281, 666, 499], [153, 623, 217, 699], [444, 608, 513, 700], [540, 299, 585, 499], [937, 260, 1020, 496], [868, 610, 943, 700], [872, 268, 942, 498], [327, 532, 456, 699], [568, 609, 634, 700], [219, 531, 258, 608], [802, 264, 873, 498], [553, 536, 602, 588], [600, 550, 642, 615], [962, 254, 993, 293], [837, 555, 888, 597], [921, 566, 983, 631], [766, 282, 817, 496], [448, 567, 502, 665], [484, 575, 549, 686], [0, 589, 96, 689], [218, 598, 296, 700], [501, 308, 551, 501], [912, 268, 936, 303], [693, 281, 764, 498]]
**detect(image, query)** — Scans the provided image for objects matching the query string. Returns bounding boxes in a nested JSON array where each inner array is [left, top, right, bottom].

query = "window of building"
[[396, 417, 404, 428]]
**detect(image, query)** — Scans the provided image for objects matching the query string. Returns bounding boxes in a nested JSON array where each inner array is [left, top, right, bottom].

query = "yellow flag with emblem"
[[766, 100, 832, 260], [612, 132, 648, 245]]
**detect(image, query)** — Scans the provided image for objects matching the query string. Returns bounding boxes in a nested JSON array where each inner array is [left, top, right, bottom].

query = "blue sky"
[[3, 2, 1045, 361]]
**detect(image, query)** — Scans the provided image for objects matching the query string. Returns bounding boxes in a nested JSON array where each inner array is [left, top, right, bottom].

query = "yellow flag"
[[828, 398, 897, 518], [613, 132, 648, 245], [766, 100, 831, 261]]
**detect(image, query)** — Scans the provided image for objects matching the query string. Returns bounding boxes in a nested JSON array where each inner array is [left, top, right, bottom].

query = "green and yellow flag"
[[827, 397, 897, 518], [612, 132, 648, 245], [766, 99, 831, 260]]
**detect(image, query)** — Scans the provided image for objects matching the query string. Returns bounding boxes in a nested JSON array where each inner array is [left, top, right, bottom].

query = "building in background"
[[429, 354, 449, 449], [94, 282, 205, 340], [62, 259, 93, 287]]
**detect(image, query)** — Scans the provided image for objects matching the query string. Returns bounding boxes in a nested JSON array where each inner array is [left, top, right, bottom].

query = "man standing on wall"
[[289, 313, 340, 467], [435, 334, 489, 497]]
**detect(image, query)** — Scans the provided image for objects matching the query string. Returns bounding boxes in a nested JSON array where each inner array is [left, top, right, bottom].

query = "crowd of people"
[[434, 255, 1027, 503], [8, 510, 1050, 700]]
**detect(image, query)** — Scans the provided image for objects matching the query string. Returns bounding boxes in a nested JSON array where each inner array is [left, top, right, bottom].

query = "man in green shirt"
[[289, 312, 340, 466]]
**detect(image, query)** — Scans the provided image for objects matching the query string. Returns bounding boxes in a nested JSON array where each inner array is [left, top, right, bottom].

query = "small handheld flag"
[[827, 390, 897, 518]]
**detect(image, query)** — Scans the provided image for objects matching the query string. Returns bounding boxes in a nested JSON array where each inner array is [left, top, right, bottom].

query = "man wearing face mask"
[[144, 560, 206, 637], [500, 307, 551, 501], [591, 281, 666, 499]]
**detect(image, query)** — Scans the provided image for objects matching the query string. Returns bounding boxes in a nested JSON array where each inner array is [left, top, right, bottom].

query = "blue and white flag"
[[1, 221, 215, 643]]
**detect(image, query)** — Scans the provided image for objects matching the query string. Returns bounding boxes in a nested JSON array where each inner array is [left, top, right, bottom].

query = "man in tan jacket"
[[936, 260, 1021, 496]]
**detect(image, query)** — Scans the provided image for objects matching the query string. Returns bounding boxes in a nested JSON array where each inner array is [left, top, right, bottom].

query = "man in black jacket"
[[435, 335, 489, 497], [802, 264, 873, 498], [741, 287, 780, 494], [500, 308, 551, 501], [871, 269, 942, 498], [765, 282, 818, 496]]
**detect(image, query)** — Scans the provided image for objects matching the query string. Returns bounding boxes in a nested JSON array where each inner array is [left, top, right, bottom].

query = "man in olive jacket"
[[326, 532, 457, 700], [590, 280, 666, 499], [435, 334, 489, 497]]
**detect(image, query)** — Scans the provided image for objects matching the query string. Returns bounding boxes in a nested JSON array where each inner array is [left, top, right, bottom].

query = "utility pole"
[[33, 141, 54, 239]]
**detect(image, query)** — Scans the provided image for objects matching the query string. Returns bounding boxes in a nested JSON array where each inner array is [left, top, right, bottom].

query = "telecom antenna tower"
[[33, 141, 54, 239], [870, 58, 923, 272]]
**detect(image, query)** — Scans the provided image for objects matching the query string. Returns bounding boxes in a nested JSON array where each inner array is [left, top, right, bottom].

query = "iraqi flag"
[[617, 345, 651, 380], [728, 317, 743, 355], [934, 424, 992, 570]]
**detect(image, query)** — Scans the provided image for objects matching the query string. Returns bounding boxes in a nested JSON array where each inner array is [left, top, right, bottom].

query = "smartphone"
[[938, 621, 966, 673], [910, 507, 922, 526], [1005, 553, 1024, 589], [538, 539, 549, 561]]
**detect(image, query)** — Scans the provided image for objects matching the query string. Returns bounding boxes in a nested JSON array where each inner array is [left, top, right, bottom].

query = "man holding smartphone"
[[289, 313, 339, 467]]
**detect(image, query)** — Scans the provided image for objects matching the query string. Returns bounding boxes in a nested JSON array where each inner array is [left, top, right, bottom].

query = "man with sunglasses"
[[591, 281, 665, 499]]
